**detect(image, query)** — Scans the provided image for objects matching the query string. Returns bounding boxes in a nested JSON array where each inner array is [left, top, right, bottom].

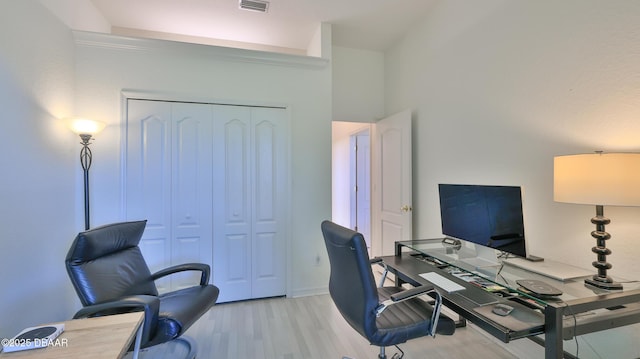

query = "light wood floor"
[[185, 294, 518, 359]]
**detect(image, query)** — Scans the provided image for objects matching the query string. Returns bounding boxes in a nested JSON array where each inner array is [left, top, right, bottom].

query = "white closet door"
[[213, 105, 287, 302], [126, 99, 288, 301], [250, 107, 287, 299], [212, 105, 253, 301], [126, 99, 173, 292], [125, 100, 213, 292], [170, 103, 213, 290]]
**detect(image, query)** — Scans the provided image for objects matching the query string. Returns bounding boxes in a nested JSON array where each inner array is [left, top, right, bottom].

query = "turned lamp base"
[[585, 276, 623, 290], [585, 205, 622, 290]]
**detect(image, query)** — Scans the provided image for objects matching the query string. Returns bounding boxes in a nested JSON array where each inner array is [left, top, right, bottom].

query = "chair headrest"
[[66, 220, 147, 264], [321, 220, 361, 248]]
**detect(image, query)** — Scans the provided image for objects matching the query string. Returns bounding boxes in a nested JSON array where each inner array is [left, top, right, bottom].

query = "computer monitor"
[[438, 184, 527, 260]]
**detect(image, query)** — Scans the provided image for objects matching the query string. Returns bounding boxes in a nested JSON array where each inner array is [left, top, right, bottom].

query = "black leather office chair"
[[65, 220, 219, 349], [321, 220, 455, 359]]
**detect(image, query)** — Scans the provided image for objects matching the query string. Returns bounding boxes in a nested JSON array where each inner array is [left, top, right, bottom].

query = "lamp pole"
[[66, 118, 105, 231], [79, 133, 93, 230]]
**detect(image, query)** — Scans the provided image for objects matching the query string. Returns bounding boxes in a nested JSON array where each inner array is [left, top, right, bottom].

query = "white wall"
[[0, 0, 78, 339], [72, 32, 333, 297], [332, 46, 385, 123], [385, 0, 640, 357], [38, 0, 110, 33], [331, 46, 384, 239]]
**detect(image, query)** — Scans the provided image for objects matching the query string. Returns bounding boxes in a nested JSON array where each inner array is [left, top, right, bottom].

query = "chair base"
[[124, 336, 196, 359], [341, 344, 404, 359], [378, 345, 404, 359]]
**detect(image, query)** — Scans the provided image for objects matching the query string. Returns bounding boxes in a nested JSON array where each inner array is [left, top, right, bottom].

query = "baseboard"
[[290, 287, 328, 298]]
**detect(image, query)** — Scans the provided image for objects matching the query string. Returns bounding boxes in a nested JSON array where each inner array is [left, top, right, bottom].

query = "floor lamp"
[[554, 152, 640, 290], [67, 118, 106, 230]]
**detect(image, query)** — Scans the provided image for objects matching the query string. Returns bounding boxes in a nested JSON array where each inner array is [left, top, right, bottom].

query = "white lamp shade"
[[554, 153, 640, 206], [66, 118, 106, 135]]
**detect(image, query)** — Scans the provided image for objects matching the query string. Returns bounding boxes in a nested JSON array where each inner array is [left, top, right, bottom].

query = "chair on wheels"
[[65, 220, 219, 350], [321, 220, 455, 359]]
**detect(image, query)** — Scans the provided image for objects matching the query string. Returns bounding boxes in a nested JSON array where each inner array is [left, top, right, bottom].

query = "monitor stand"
[[459, 244, 500, 274], [434, 240, 502, 276], [466, 245, 499, 265]]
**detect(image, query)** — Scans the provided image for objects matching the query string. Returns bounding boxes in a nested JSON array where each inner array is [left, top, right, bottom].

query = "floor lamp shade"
[[554, 152, 640, 290], [67, 118, 106, 136]]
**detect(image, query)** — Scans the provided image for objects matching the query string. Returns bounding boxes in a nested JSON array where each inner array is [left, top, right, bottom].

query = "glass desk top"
[[396, 238, 640, 308]]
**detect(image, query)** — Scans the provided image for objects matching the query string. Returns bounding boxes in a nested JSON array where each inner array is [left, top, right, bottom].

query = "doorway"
[[332, 110, 413, 256], [332, 122, 372, 249], [350, 129, 371, 247]]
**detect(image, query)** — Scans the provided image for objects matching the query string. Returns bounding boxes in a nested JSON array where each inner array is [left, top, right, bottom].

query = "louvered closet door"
[[213, 105, 287, 302], [125, 99, 213, 292]]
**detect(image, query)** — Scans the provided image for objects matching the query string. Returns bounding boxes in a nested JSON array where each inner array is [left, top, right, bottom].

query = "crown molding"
[[73, 31, 330, 69]]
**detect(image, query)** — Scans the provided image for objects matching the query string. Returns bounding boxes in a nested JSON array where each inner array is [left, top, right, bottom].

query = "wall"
[[331, 46, 384, 236], [0, 1, 77, 339], [38, 0, 110, 33], [332, 46, 385, 123], [385, 0, 640, 357], [72, 32, 333, 298]]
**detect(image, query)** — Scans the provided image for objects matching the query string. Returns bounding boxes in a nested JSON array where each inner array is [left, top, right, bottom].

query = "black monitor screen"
[[438, 184, 527, 258]]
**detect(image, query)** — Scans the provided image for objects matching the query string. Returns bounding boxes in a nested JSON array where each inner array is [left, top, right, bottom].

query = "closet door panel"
[[251, 108, 287, 298], [171, 103, 214, 289], [224, 118, 250, 226], [125, 99, 173, 292], [213, 105, 252, 302], [225, 233, 250, 281], [254, 120, 275, 219]]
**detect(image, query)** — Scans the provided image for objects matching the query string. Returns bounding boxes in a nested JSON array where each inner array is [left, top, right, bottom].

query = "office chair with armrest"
[[321, 220, 455, 359], [65, 220, 219, 349]]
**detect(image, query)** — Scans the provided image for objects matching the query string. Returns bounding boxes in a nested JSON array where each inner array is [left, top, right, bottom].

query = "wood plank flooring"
[[185, 294, 518, 359]]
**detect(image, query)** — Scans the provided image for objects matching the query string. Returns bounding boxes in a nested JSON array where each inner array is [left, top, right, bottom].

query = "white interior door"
[[125, 99, 173, 292], [350, 131, 371, 248], [212, 105, 252, 301], [250, 107, 287, 299], [212, 105, 288, 302], [372, 110, 413, 256], [125, 99, 213, 292], [170, 103, 213, 290]]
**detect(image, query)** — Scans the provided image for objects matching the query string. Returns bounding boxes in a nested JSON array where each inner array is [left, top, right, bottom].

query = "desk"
[[385, 239, 640, 359], [0, 312, 144, 359]]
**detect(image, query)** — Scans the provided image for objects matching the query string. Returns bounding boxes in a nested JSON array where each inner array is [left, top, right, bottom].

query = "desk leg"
[[544, 305, 563, 359], [131, 317, 144, 359]]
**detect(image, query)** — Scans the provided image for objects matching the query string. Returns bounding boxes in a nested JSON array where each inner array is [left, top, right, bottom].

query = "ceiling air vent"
[[239, 0, 269, 13]]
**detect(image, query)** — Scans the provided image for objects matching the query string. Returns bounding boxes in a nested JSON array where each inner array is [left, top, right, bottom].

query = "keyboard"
[[419, 272, 465, 292]]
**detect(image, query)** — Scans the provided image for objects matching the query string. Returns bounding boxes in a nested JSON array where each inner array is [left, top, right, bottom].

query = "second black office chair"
[[321, 220, 455, 359], [65, 220, 219, 350]]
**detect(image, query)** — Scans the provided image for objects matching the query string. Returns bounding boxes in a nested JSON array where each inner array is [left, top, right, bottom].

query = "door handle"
[[400, 205, 412, 212]]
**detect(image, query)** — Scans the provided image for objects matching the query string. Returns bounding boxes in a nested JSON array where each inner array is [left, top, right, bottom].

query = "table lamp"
[[66, 118, 106, 230], [554, 152, 640, 290]]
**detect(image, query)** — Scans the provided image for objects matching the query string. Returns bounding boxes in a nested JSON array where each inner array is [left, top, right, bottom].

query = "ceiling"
[[89, 0, 437, 53]]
